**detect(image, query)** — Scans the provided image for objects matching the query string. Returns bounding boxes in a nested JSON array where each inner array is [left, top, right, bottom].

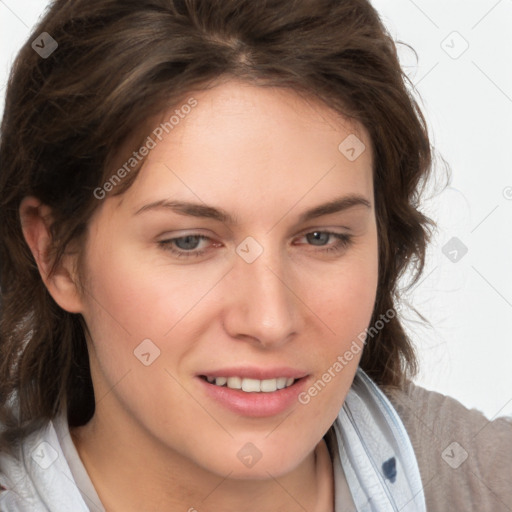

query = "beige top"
[[382, 380, 512, 511]]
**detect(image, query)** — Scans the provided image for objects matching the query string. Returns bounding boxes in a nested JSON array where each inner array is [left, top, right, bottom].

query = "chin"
[[196, 439, 312, 481]]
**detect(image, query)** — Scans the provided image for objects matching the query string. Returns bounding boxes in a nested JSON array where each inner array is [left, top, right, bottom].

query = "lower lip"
[[197, 377, 309, 417]]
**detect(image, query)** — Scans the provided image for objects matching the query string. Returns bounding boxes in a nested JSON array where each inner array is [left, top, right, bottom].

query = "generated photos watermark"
[[298, 307, 397, 405], [93, 97, 198, 200]]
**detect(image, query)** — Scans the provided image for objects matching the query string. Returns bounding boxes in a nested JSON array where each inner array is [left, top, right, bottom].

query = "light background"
[[1, 0, 511, 419]]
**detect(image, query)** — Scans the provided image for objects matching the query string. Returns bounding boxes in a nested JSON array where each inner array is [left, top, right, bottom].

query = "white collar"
[[331, 368, 426, 511]]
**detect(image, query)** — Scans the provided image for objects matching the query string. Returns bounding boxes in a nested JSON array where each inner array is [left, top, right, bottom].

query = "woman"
[[0, 0, 510, 510]]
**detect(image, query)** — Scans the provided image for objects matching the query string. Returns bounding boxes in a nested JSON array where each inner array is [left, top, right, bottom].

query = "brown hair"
[[0, 0, 439, 449]]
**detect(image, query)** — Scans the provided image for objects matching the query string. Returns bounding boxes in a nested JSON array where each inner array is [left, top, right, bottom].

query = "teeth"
[[276, 377, 287, 390], [260, 379, 277, 392], [206, 376, 296, 392], [226, 377, 242, 389], [242, 378, 261, 392]]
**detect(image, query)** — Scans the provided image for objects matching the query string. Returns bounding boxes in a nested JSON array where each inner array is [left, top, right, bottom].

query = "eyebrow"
[[133, 194, 371, 225]]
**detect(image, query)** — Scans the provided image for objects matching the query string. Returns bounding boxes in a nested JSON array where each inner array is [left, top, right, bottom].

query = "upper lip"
[[198, 367, 309, 380]]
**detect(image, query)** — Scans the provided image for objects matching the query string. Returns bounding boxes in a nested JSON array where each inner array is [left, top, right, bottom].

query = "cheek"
[[78, 234, 236, 409], [81, 236, 222, 341], [296, 235, 378, 409], [332, 265, 378, 345], [305, 234, 379, 348], [79, 239, 214, 432]]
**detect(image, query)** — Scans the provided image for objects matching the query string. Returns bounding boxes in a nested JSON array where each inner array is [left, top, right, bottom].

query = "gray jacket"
[[383, 379, 512, 511]]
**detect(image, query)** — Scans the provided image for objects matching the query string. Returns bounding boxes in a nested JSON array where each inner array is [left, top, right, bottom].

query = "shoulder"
[[382, 380, 512, 511], [0, 432, 42, 511], [0, 416, 88, 511]]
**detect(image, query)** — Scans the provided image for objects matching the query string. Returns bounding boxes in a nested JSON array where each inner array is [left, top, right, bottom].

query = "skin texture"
[[20, 79, 379, 511]]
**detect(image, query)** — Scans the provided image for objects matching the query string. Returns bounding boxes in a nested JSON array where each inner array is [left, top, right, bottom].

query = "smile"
[[202, 376, 296, 392]]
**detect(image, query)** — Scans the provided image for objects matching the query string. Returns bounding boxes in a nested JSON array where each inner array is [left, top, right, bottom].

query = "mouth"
[[199, 375, 298, 393], [197, 369, 309, 417]]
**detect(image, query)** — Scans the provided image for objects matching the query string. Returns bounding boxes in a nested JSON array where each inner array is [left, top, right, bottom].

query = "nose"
[[221, 244, 303, 348]]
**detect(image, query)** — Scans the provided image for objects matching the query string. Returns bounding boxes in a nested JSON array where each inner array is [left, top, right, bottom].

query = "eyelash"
[[157, 231, 354, 259]]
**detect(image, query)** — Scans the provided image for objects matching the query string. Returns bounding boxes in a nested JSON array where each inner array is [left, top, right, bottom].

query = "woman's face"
[[77, 79, 378, 478]]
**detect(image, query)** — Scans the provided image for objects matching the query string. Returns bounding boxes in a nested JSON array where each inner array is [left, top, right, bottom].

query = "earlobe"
[[19, 196, 84, 313]]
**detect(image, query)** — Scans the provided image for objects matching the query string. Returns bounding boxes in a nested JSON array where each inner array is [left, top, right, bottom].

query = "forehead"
[[173, 79, 370, 155], [107, 79, 374, 220]]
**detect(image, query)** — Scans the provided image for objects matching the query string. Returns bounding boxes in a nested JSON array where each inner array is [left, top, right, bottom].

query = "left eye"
[[296, 231, 353, 254], [303, 231, 335, 246]]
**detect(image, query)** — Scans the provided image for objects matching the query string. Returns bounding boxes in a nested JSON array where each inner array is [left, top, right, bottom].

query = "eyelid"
[[157, 228, 216, 238], [295, 224, 352, 235]]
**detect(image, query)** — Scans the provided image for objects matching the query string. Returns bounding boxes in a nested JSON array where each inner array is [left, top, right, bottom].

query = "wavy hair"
[[0, 0, 438, 449]]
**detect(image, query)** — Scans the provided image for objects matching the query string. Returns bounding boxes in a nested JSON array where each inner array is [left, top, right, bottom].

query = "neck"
[[70, 408, 334, 512]]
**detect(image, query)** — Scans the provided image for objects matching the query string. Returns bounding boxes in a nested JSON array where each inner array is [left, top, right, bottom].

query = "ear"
[[19, 196, 84, 313]]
